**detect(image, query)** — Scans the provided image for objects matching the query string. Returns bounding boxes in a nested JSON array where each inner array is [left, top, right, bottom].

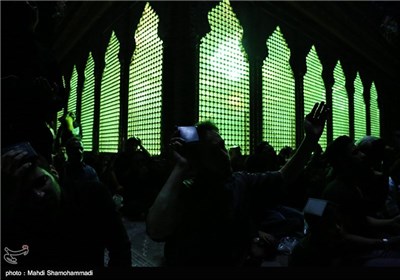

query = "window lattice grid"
[[199, 0, 250, 154], [128, 3, 163, 155], [353, 73, 366, 141], [370, 82, 380, 137], [67, 65, 78, 114], [304, 46, 327, 149], [99, 32, 121, 153], [262, 26, 296, 152], [57, 108, 64, 132], [332, 61, 349, 140], [81, 52, 95, 151]]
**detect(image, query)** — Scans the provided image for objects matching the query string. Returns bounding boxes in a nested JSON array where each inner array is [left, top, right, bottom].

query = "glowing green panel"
[[354, 73, 366, 141], [62, 75, 66, 88], [262, 26, 295, 151], [57, 109, 64, 132], [81, 52, 95, 151], [370, 82, 380, 137], [99, 32, 120, 153], [67, 65, 78, 114], [128, 3, 162, 155], [332, 61, 349, 140], [199, 0, 250, 154], [304, 46, 327, 149], [57, 75, 67, 132]]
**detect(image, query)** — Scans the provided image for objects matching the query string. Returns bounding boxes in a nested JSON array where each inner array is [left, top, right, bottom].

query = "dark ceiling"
[[2, 1, 400, 88]]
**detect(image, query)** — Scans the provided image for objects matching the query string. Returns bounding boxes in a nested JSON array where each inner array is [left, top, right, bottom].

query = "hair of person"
[[195, 120, 219, 141], [324, 135, 353, 169]]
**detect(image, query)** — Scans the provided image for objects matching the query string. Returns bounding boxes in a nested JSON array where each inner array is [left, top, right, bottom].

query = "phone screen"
[[178, 126, 199, 143]]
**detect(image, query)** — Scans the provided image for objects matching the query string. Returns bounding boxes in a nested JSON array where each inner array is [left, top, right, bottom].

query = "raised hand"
[[304, 102, 328, 140]]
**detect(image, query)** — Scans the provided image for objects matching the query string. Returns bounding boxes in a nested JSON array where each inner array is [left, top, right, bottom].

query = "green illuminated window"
[[99, 32, 120, 153], [262, 26, 295, 151], [57, 109, 64, 132], [81, 52, 95, 151], [304, 46, 327, 149], [354, 73, 366, 141], [57, 74, 66, 132], [332, 61, 349, 139], [370, 82, 380, 137], [128, 3, 162, 155], [199, 0, 250, 154], [67, 65, 78, 114]]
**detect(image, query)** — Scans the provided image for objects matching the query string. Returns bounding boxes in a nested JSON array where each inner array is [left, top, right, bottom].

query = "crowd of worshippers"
[[2, 1, 400, 269]]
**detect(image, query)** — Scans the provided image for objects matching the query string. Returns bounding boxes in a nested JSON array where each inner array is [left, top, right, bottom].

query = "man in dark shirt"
[[59, 137, 132, 268], [147, 102, 328, 266]]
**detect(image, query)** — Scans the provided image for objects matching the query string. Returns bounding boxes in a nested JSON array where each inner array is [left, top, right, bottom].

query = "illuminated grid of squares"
[[199, 0, 250, 154], [304, 46, 327, 149], [332, 61, 349, 140], [128, 3, 162, 155], [99, 32, 120, 153], [370, 82, 380, 137], [67, 65, 78, 114], [353, 73, 366, 141], [57, 108, 64, 132], [262, 26, 295, 151], [57, 74, 66, 132], [81, 52, 95, 151]]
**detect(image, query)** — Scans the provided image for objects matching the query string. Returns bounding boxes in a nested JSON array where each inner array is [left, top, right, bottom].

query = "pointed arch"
[[332, 61, 349, 140], [199, 0, 250, 154], [262, 26, 295, 151], [99, 32, 120, 153], [304, 46, 327, 148], [128, 2, 163, 155], [81, 52, 95, 151]]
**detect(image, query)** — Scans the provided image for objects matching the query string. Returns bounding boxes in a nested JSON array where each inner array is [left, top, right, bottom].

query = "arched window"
[[199, 0, 250, 154], [128, 3, 163, 155], [262, 26, 295, 151], [67, 65, 78, 114], [332, 61, 349, 140], [81, 52, 95, 151], [304, 46, 327, 149], [99, 32, 120, 153], [353, 73, 366, 141], [370, 82, 380, 137]]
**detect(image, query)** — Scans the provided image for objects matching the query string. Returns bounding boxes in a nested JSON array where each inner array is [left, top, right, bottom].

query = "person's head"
[[65, 137, 84, 164], [192, 121, 232, 179], [324, 136, 366, 173], [3, 155, 61, 232], [355, 136, 384, 171], [125, 137, 141, 153], [229, 146, 242, 159], [278, 146, 294, 160]]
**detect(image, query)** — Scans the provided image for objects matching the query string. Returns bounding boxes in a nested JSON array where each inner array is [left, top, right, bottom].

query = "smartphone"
[[1, 142, 39, 163], [303, 198, 328, 217], [177, 126, 199, 143]]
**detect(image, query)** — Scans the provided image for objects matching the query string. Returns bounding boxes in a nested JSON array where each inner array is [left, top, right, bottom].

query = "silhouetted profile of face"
[[197, 130, 232, 179]]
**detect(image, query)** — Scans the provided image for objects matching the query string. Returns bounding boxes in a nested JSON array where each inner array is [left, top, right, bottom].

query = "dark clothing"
[[164, 171, 284, 266], [59, 163, 131, 268], [322, 178, 369, 235], [59, 180, 131, 268], [61, 162, 99, 185]]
